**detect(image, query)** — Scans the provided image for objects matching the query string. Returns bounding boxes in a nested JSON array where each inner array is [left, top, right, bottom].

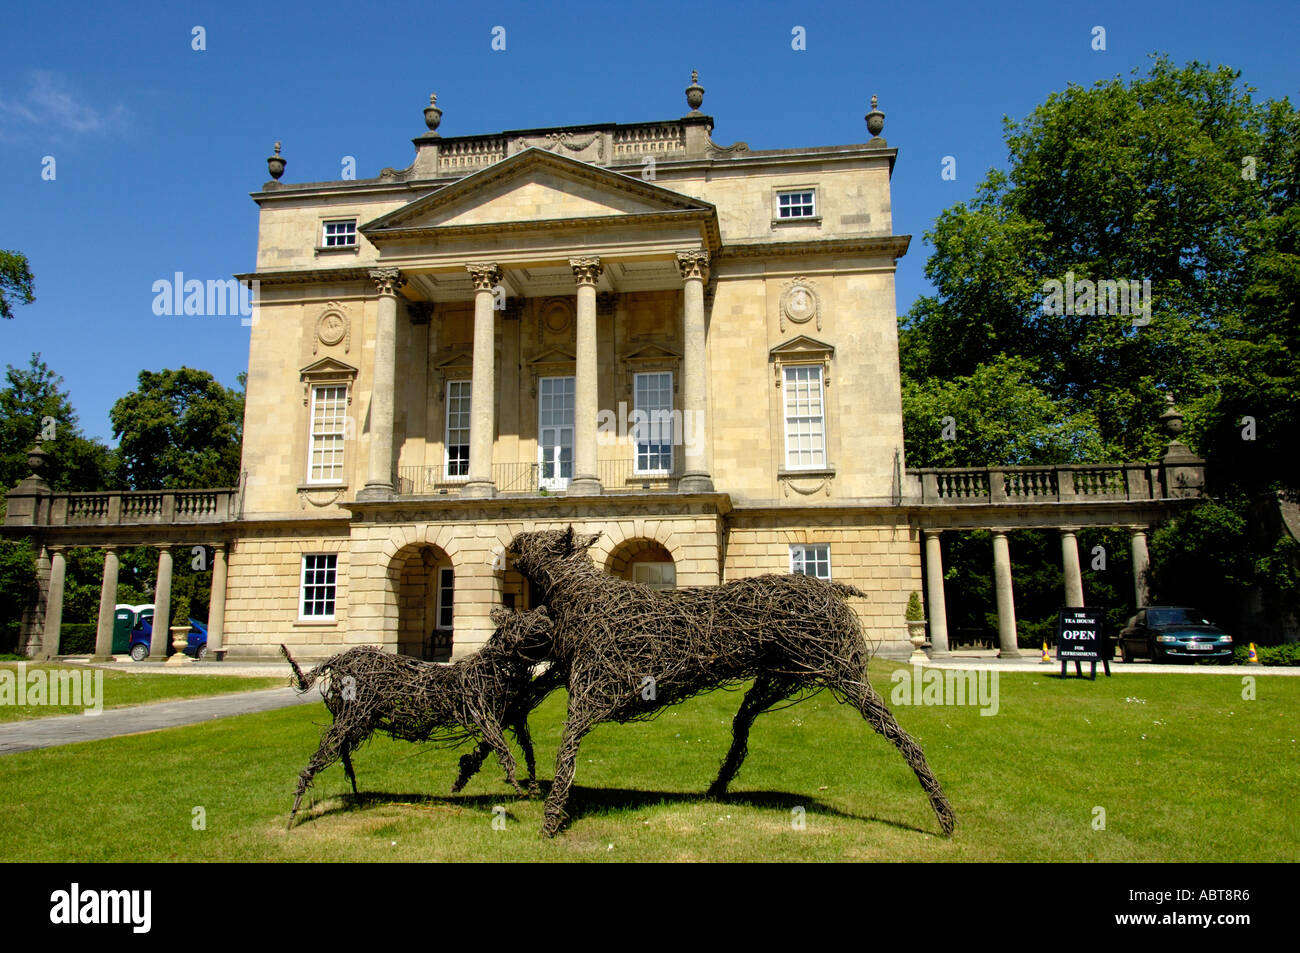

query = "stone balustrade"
[[907, 462, 1204, 505], [4, 488, 238, 528]]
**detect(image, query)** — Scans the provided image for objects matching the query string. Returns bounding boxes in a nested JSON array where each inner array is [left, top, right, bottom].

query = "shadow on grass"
[[287, 780, 934, 836]]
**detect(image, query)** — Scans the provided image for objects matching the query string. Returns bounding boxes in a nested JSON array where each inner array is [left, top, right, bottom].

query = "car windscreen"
[[1147, 608, 1211, 626]]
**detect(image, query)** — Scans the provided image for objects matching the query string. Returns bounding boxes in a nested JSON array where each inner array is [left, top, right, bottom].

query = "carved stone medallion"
[[780, 278, 820, 332], [314, 302, 351, 353]]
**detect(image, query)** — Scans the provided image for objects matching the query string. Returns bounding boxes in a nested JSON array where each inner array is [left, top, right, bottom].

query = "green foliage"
[[1233, 643, 1300, 666], [0, 537, 38, 653], [0, 353, 119, 493], [109, 367, 243, 490], [903, 355, 1108, 467], [902, 56, 1300, 644], [905, 591, 923, 621], [0, 250, 35, 320], [57, 623, 97, 655], [170, 593, 192, 628]]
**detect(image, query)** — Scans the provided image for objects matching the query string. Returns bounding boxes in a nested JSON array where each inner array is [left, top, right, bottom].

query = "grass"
[[0, 663, 285, 721], [0, 661, 1295, 861]]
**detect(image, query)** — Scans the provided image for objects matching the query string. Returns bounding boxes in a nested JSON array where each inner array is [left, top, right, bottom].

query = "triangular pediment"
[[770, 335, 834, 359], [300, 357, 359, 378], [624, 343, 681, 362], [527, 346, 577, 366], [435, 349, 474, 370], [363, 148, 715, 234]]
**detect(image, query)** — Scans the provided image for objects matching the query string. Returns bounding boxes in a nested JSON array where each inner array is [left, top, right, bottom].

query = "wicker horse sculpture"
[[281, 605, 561, 827], [507, 527, 956, 838]]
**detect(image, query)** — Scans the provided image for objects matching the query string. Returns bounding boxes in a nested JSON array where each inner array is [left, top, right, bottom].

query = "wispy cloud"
[[0, 70, 131, 141]]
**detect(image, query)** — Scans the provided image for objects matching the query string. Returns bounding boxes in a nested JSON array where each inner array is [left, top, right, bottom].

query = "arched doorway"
[[393, 543, 454, 661], [604, 538, 676, 589]]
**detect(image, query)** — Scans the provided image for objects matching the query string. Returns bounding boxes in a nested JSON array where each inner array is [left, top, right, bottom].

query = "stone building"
[[230, 80, 917, 660], [4, 77, 1206, 663]]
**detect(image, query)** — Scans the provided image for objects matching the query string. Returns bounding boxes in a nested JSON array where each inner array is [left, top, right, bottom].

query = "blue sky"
[[2, 0, 1296, 444]]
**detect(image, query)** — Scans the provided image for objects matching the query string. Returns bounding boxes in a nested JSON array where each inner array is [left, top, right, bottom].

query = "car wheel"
[[129, 643, 149, 662], [196, 643, 208, 661]]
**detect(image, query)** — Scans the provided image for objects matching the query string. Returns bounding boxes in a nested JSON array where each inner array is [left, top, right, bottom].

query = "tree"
[[903, 354, 1108, 468], [0, 353, 119, 494], [0, 250, 35, 320], [901, 56, 1300, 644], [109, 367, 243, 490]]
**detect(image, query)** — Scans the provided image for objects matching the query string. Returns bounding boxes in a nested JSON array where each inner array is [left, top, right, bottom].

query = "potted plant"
[[166, 593, 194, 665], [905, 591, 928, 662]]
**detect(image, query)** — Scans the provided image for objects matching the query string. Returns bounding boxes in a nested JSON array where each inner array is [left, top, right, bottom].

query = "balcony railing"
[[395, 459, 681, 497], [907, 463, 1204, 504], [4, 488, 239, 528]]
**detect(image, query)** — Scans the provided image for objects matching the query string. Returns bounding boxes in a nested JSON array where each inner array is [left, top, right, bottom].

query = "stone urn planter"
[[165, 625, 194, 666], [905, 591, 928, 663]]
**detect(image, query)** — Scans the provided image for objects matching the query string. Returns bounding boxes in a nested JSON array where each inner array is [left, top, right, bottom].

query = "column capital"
[[675, 249, 710, 282], [923, 528, 943, 539], [369, 267, 406, 296], [569, 257, 603, 286], [465, 262, 502, 291]]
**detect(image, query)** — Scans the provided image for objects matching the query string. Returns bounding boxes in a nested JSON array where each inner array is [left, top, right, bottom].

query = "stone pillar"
[[20, 544, 52, 658], [1130, 528, 1151, 607], [676, 250, 713, 492], [991, 531, 1020, 658], [358, 267, 405, 501], [464, 263, 501, 499], [41, 547, 67, 660], [91, 545, 121, 662], [207, 542, 228, 660], [569, 257, 603, 496], [923, 530, 951, 658], [149, 547, 174, 660], [1060, 528, 1085, 607]]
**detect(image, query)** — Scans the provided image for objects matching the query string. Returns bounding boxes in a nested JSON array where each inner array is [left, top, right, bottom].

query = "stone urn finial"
[[424, 92, 442, 133], [266, 141, 286, 180], [1159, 394, 1185, 438], [685, 70, 705, 113], [865, 94, 886, 141]]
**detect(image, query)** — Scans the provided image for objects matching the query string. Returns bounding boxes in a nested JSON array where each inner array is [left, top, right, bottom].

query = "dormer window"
[[322, 219, 357, 248]]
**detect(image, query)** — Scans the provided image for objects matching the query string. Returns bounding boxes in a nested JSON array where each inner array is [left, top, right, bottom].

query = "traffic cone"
[[1248, 643, 1261, 665], [1041, 642, 1051, 663]]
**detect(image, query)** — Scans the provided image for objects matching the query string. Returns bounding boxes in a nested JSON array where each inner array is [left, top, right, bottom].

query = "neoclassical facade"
[[227, 80, 920, 660], [4, 80, 1206, 663]]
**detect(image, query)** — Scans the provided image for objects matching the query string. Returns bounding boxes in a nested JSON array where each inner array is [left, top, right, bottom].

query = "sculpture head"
[[488, 605, 554, 664], [507, 526, 602, 586]]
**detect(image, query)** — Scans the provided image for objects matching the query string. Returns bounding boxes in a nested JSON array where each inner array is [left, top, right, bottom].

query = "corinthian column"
[[359, 267, 405, 501], [464, 263, 502, 499], [676, 249, 713, 492], [569, 257, 603, 496]]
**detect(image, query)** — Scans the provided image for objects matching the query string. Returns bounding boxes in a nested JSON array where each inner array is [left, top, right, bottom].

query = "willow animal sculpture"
[[507, 527, 956, 838], [281, 605, 561, 827]]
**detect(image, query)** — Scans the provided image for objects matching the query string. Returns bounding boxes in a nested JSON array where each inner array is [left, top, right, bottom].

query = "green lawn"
[[0, 662, 1294, 861], [0, 663, 285, 721]]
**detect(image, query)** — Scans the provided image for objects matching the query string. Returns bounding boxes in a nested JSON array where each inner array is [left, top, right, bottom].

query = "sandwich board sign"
[[1056, 607, 1111, 679]]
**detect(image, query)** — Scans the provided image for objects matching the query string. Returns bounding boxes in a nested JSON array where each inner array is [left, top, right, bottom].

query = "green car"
[[1117, 606, 1234, 662]]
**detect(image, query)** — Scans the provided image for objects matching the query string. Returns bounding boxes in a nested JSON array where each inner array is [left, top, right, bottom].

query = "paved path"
[[0, 686, 323, 756]]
